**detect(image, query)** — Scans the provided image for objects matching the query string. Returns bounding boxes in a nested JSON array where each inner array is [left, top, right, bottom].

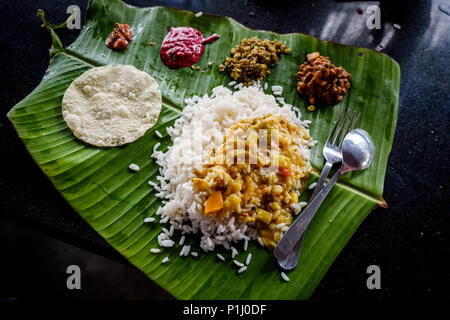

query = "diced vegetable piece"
[[259, 230, 276, 248], [193, 178, 207, 192], [267, 240, 276, 248], [290, 192, 298, 203], [279, 167, 292, 177], [224, 194, 241, 211], [205, 191, 223, 214], [278, 155, 291, 168], [271, 201, 280, 210], [255, 208, 272, 225], [278, 132, 291, 145]]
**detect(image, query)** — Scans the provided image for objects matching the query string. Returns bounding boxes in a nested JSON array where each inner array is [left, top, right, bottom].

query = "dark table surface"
[[1, 0, 449, 299]]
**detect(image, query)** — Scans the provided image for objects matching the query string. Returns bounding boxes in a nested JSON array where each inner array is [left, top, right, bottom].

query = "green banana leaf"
[[7, 0, 399, 299]]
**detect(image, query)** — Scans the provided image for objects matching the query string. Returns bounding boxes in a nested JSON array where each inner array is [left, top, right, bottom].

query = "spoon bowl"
[[341, 128, 375, 171]]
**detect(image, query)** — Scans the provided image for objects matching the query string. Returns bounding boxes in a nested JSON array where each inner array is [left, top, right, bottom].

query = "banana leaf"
[[7, 0, 399, 299]]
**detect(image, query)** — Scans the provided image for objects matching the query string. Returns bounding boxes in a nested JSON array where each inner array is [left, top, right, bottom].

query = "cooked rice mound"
[[152, 84, 315, 252]]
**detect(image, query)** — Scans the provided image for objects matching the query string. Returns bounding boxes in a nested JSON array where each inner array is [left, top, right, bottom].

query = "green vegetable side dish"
[[7, 0, 399, 299]]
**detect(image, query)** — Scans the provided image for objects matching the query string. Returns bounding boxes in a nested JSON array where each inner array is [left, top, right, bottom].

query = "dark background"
[[0, 0, 448, 299]]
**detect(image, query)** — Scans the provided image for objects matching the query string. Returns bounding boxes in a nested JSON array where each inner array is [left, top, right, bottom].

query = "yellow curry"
[[193, 114, 312, 248]]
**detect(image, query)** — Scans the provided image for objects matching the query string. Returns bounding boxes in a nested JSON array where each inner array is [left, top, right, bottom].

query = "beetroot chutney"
[[160, 27, 219, 69]]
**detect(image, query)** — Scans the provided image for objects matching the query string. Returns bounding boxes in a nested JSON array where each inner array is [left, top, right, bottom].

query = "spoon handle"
[[277, 162, 333, 270], [274, 167, 345, 261], [311, 161, 333, 199]]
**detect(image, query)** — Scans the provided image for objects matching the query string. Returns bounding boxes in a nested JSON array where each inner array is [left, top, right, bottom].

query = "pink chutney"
[[160, 27, 219, 69]]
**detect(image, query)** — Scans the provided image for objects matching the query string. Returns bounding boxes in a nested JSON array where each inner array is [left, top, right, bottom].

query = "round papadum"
[[62, 64, 162, 147]]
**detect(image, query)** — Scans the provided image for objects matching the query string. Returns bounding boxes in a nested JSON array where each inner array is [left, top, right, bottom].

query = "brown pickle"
[[296, 52, 351, 106]]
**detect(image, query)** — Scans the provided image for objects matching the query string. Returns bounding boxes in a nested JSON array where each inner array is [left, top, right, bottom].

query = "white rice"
[[217, 224, 226, 234], [291, 200, 308, 215], [179, 235, 185, 246], [195, 11, 203, 17], [158, 232, 170, 246], [281, 272, 290, 282], [233, 260, 245, 267], [308, 182, 317, 189], [191, 251, 198, 257], [238, 266, 247, 274], [231, 246, 238, 259], [155, 130, 163, 138], [160, 239, 175, 247], [272, 85, 283, 95], [244, 239, 248, 251], [150, 248, 161, 253], [148, 180, 161, 192], [245, 253, 252, 265], [257, 236, 264, 247], [217, 253, 225, 261], [162, 257, 169, 264], [129, 163, 140, 171], [150, 84, 312, 253], [144, 217, 155, 223], [276, 97, 285, 105], [291, 203, 301, 215], [180, 245, 191, 256], [299, 201, 308, 207], [275, 223, 286, 229]]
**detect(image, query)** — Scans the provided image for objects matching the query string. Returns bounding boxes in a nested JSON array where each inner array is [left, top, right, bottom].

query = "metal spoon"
[[277, 110, 360, 270], [274, 129, 375, 265]]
